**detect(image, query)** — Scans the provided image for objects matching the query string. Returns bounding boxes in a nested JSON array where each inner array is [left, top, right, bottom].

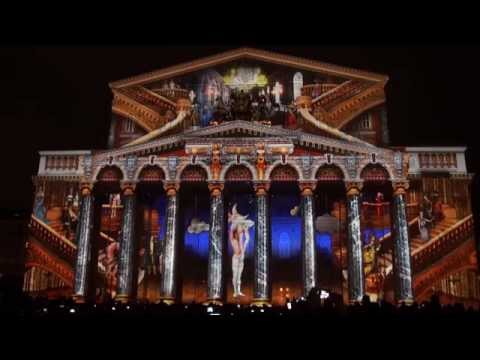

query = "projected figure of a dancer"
[[228, 204, 254, 297]]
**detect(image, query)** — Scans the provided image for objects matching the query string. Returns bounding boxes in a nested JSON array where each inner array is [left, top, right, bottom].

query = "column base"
[[203, 299, 223, 306], [72, 295, 86, 304], [250, 299, 272, 307], [158, 297, 175, 305]]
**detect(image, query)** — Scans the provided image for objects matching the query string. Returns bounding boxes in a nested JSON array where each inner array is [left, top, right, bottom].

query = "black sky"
[[2, 45, 480, 211]]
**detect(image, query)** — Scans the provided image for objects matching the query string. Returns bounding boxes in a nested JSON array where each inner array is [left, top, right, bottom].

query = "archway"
[[224, 165, 254, 304], [359, 163, 392, 302], [94, 165, 123, 302], [269, 164, 301, 305], [314, 164, 346, 300], [136, 165, 166, 302], [179, 165, 210, 304]]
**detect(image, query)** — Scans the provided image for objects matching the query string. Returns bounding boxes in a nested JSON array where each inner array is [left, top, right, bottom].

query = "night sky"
[[2, 45, 480, 211]]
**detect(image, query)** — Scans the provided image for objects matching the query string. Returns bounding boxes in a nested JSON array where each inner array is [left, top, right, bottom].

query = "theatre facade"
[[25, 48, 479, 306]]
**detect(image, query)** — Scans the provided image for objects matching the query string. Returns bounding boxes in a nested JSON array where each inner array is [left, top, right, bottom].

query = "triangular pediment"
[[110, 48, 387, 89]]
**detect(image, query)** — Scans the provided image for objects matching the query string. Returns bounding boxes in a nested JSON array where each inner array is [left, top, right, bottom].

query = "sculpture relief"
[[211, 144, 222, 180]]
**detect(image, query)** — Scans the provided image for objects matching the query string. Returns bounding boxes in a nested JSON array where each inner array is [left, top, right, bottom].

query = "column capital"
[[392, 180, 409, 195], [79, 181, 94, 195], [299, 181, 316, 195], [208, 181, 224, 196], [345, 181, 363, 196], [163, 182, 180, 196], [121, 181, 137, 195]]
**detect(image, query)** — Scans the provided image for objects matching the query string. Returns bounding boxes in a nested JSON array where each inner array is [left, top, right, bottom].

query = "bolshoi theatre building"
[[24, 48, 478, 307]]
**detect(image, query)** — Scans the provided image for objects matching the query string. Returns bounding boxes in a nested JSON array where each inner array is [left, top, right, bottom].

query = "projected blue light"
[[315, 232, 333, 255], [362, 227, 390, 244], [271, 194, 301, 259]]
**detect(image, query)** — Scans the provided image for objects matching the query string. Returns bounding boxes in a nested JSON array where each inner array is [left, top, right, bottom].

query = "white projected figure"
[[272, 81, 283, 105], [293, 72, 303, 100], [228, 204, 254, 297]]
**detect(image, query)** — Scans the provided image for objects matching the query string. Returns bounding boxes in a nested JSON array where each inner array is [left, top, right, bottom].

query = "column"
[[252, 182, 270, 306], [391, 182, 414, 304], [300, 182, 317, 297], [346, 182, 364, 303], [159, 183, 180, 304], [206, 183, 224, 304], [116, 183, 137, 303], [73, 183, 95, 303]]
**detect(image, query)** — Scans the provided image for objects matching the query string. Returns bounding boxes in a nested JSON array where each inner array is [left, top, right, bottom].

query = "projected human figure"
[[228, 204, 254, 297]]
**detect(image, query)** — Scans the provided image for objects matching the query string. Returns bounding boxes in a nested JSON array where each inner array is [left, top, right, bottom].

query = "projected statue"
[[228, 204, 254, 297]]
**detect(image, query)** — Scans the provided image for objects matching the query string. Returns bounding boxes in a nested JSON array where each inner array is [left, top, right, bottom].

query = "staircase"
[[377, 204, 475, 299], [27, 215, 77, 288]]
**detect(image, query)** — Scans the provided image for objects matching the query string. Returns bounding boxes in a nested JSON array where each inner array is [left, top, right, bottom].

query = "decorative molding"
[[109, 47, 388, 89]]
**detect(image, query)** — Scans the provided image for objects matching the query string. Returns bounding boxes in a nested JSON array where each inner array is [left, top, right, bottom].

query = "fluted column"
[[159, 183, 180, 304], [346, 182, 364, 303], [116, 182, 137, 303], [73, 182, 95, 303], [252, 182, 270, 306], [206, 183, 225, 304], [300, 182, 317, 297], [391, 182, 414, 304]]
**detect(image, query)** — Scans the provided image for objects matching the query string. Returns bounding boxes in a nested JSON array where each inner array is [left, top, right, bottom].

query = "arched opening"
[[359, 163, 392, 302], [94, 165, 123, 302], [135, 165, 166, 302], [314, 164, 346, 301], [138, 165, 165, 182], [179, 165, 210, 304], [224, 165, 254, 304], [269, 164, 301, 305]]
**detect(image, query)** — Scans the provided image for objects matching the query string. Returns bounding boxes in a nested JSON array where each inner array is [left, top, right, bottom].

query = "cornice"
[[109, 47, 388, 89]]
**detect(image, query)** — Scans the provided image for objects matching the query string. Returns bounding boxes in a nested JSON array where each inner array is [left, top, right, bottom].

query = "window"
[[358, 113, 372, 130], [123, 119, 135, 133]]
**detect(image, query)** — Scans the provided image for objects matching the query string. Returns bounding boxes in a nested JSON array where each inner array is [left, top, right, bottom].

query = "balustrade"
[[29, 215, 77, 264]]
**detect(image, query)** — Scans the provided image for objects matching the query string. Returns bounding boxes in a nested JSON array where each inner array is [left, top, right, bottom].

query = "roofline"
[[109, 47, 389, 88], [404, 146, 467, 152]]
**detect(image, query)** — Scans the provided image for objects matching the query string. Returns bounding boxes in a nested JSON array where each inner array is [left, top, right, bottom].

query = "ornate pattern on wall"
[[180, 165, 208, 182], [360, 164, 389, 182], [97, 166, 123, 182], [316, 165, 344, 181], [138, 165, 165, 182], [270, 165, 299, 182], [224, 165, 253, 181]]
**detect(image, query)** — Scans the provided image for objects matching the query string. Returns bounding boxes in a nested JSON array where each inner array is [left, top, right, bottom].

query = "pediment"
[[110, 48, 387, 89]]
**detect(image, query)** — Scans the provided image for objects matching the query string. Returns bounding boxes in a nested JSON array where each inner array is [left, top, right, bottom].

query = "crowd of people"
[[1, 287, 478, 323]]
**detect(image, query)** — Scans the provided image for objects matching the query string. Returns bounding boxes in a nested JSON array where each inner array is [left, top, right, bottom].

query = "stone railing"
[[38, 150, 91, 178], [316, 80, 372, 110], [152, 88, 189, 101], [406, 147, 468, 176], [411, 215, 474, 274], [301, 84, 338, 99], [29, 215, 77, 264]]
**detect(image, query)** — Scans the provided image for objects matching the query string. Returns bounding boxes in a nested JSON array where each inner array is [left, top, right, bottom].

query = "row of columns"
[[72, 180, 413, 305]]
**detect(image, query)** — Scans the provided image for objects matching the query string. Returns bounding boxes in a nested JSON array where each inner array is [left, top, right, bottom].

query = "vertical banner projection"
[[137, 191, 167, 302], [96, 193, 123, 301], [226, 193, 255, 304], [360, 186, 391, 302], [314, 187, 346, 298], [270, 188, 302, 305], [181, 188, 210, 303]]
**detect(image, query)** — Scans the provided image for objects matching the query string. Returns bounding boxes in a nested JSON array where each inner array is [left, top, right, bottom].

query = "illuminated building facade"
[[24, 48, 478, 306]]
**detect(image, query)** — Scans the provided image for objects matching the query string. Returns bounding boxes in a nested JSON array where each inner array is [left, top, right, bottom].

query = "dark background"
[[1, 45, 479, 212]]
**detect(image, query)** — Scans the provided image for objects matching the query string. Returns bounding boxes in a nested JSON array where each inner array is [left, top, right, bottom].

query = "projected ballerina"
[[228, 204, 254, 297]]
